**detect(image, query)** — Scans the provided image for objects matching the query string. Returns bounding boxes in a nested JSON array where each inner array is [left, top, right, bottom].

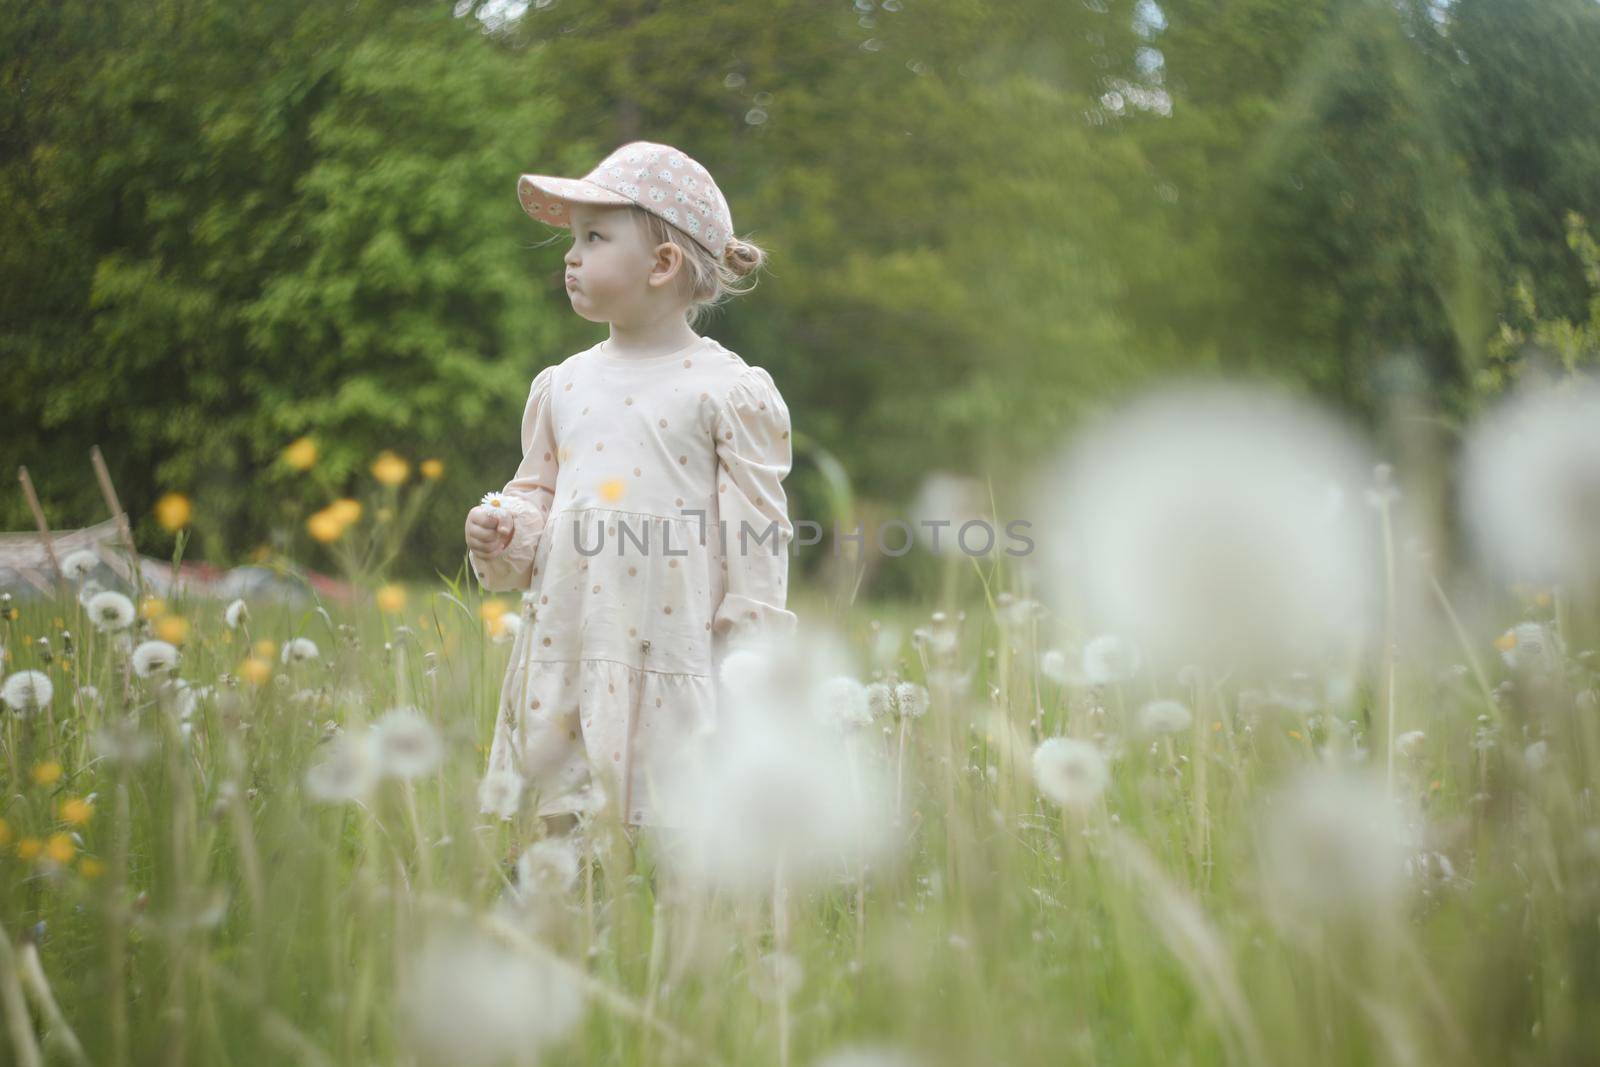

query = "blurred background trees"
[[3, 0, 1597, 585]]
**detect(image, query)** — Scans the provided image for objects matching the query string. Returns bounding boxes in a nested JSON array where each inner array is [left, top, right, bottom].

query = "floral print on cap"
[[518, 141, 736, 262]]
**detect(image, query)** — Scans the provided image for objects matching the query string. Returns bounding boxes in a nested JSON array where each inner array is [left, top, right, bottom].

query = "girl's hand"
[[465, 506, 514, 555]]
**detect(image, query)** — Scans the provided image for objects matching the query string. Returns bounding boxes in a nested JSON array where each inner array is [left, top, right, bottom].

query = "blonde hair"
[[538, 205, 768, 329]]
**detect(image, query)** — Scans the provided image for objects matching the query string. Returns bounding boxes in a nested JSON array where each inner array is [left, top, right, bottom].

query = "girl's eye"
[[587, 231, 601, 241]]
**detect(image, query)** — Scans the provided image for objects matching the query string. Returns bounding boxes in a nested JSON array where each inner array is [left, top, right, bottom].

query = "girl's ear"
[[649, 241, 686, 288]]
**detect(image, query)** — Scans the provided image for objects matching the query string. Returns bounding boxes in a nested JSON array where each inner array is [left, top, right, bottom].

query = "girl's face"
[[563, 205, 681, 324]]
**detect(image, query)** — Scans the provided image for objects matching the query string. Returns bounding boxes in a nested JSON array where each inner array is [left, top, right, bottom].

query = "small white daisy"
[[131, 639, 179, 678], [281, 637, 320, 665], [87, 590, 137, 632], [224, 598, 250, 630], [372, 705, 443, 779], [478, 769, 524, 820], [479, 491, 508, 519], [1032, 737, 1110, 811], [61, 548, 100, 582], [2, 670, 54, 714]]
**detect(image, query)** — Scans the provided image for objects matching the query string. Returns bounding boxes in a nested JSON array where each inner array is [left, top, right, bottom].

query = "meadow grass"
[[1, 549, 1597, 1067]]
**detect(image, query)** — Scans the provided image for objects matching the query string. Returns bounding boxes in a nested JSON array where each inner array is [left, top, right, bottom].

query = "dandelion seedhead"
[[1032, 737, 1111, 811], [1038, 383, 1380, 672], [2, 670, 53, 714]]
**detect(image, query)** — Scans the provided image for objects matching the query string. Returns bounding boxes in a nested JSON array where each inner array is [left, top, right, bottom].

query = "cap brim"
[[517, 174, 632, 226]]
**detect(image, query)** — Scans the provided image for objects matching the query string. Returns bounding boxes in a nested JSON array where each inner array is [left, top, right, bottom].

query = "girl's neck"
[[594, 334, 709, 367], [603, 322, 703, 361]]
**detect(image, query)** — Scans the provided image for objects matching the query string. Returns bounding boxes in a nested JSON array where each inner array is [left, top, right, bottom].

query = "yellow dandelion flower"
[[59, 797, 94, 826], [479, 599, 508, 622], [376, 584, 407, 614], [155, 491, 192, 532], [239, 657, 272, 686], [155, 615, 190, 646], [140, 597, 166, 620], [249, 544, 273, 563], [253, 639, 276, 659], [282, 435, 319, 472], [307, 508, 346, 544], [598, 477, 626, 504], [329, 498, 362, 525], [420, 458, 445, 481], [1430, 779, 1442, 791], [370, 450, 410, 487], [17, 837, 43, 861], [0, 818, 11, 845], [1493, 630, 1517, 652], [1210, 721, 1223, 732], [1287, 729, 1303, 741], [79, 856, 106, 879], [1533, 592, 1552, 608], [45, 832, 76, 865], [32, 761, 63, 787]]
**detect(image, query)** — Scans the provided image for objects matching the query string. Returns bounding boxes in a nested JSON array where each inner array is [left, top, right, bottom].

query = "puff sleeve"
[[711, 366, 799, 643], [470, 366, 558, 593]]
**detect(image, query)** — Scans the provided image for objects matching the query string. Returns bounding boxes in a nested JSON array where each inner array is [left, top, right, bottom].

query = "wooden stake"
[[16, 466, 65, 594], [90, 446, 144, 603]]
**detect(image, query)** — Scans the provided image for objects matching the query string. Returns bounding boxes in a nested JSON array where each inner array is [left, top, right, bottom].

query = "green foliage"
[[3, 0, 1599, 580]]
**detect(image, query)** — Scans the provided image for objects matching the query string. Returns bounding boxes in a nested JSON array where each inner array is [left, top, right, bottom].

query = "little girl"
[[464, 141, 798, 830]]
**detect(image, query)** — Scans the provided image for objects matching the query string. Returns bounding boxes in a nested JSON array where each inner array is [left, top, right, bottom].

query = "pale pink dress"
[[469, 334, 798, 826]]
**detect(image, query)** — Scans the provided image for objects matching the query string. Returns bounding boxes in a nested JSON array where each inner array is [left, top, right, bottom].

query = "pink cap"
[[517, 141, 736, 262]]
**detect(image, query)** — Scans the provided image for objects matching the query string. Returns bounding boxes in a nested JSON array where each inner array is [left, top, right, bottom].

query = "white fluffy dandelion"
[[372, 705, 443, 779], [493, 612, 523, 645], [818, 676, 872, 730], [478, 768, 524, 820], [1082, 634, 1141, 685], [1031, 737, 1110, 811], [658, 626, 896, 894], [86, 590, 136, 632], [92, 718, 156, 765], [1138, 698, 1192, 735], [865, 682, 895, 720], [1499, 621, 1563, 674], [1393, 729, 1427, 758], [281, 637, 320, 665], [1037, 384, 1380, 671], [304, 728, 379, 803], [74, 685, 102, 711], [398, 929, 584, 1067], [1258, 770, 1411, 925], [1040, 648, 1071, 685], [131, 639, 179, 678], [516, 837, 581, 896], [893, 681, 929, 719], [2, 670, 54, 714], [223, 598, 250, 630], [60, 548, 100, 582], [1460, 377, 1600, 587]]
